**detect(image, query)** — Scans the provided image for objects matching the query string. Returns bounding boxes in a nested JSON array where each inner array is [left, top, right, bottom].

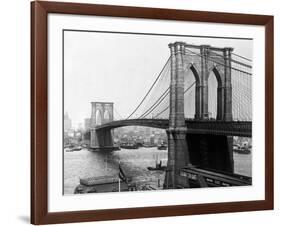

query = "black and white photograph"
[[63, 30, 252, 195], [1, 0, 277, 224]]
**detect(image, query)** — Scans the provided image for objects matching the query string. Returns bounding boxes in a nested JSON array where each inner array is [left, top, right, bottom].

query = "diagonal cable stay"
[[126, 56, 171, 119], [152, 81, 196, 119]]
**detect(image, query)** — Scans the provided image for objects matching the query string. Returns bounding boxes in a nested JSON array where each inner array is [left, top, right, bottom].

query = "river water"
[[64, 147, 251, 194]]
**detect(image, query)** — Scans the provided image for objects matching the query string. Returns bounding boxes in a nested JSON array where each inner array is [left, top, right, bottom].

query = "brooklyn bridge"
[[84, 42, 252, 189]]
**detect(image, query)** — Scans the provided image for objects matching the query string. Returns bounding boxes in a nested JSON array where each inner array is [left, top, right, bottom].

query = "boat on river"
[[143, 144, 156, 148], [157, 144, 167, 150], [120, 143, 138, 149], [72, 146, 82, 151], [147, 159, 167, 171], [74, 164, 135, 194], [65, 148, 73, 152], [74, 176, 129, 194], [147, 165, 167, 171], [233, 145, 251, 154]]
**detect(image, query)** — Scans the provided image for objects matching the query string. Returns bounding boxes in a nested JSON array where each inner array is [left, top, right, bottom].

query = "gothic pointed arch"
[[103, 109, 110, 123], [210, 65, 223, 88], [96, 109, 103, 126], [189, 63, 200, 84], [184, 63, 201, 119], [208, 65, 224, 120]]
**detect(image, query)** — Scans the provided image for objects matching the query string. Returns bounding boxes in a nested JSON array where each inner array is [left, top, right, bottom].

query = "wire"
[[139, 87, 170, 119], [114, 108, 123, 120], [153, 81, 196, 118], [232, 52, 252, 62], [185, 48, 252, 76], [209, 50, 252, 69], [126, 56, 171, 119]]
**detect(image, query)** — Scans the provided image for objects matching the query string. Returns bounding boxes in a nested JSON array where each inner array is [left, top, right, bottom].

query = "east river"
[[64, 147, 252, 194]]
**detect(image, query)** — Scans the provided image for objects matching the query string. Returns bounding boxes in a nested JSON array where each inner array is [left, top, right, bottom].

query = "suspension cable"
[[139, 87, 170, 119], [209, 50, 252, 69], [185, 48, 252, 76], [232, 52, 252, 62], [126, 56, 171, 119], [153, 81, 196, 118], [114, 108, 123, 120]]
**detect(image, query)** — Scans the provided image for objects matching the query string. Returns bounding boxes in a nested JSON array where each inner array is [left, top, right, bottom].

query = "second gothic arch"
[[183, 60, 227, 120]]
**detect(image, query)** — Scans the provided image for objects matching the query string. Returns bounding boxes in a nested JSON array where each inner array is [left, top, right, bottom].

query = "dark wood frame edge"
[[31, 1, 274, 225]]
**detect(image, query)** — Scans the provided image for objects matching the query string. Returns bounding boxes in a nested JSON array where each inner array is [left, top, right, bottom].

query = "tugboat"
[[235, 146, 251, 154], [147, 159, 167, 171], [233, 144, 251, 154], [65, 144, 75, 152], [157, 144, 167, 150], [71, 145, 82, 151], [65, 148, 73, 152], [120, 143, 138, 149], [143, 143, 156, 148]]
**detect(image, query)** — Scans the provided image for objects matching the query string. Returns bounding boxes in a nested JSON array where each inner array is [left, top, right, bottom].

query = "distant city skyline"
[[64, 30, 252, 128]]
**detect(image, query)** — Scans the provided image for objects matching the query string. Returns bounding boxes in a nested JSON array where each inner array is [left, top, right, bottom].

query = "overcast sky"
[[64, 30, 252, 128]]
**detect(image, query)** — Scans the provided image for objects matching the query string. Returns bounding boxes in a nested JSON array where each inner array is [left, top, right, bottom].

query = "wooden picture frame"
[[31, 1, 274, 224]]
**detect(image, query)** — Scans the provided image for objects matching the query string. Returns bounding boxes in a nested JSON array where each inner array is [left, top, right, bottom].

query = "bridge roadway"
[[95, 119, 252, 137]]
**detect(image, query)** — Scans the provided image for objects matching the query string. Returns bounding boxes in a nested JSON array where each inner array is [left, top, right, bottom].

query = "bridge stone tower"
[[165, 42, 234, 189], [90, 102, 114, 148], [165, 42, 191, 188]]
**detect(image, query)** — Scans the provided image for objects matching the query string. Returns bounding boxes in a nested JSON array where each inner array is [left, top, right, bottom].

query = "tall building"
[[64, 112, 72, 132], [84, 118, 91, 131], [78, 123, 83, 131]]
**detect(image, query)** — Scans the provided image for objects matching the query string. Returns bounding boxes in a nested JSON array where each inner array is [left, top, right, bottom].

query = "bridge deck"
[[95, 119, 252, 137]]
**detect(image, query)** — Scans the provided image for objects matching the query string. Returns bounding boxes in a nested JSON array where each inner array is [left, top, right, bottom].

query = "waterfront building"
[[64, 112, 72, 132]]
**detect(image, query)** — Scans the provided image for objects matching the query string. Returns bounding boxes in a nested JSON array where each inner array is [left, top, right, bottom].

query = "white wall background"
[[0, 0, 279, 225]]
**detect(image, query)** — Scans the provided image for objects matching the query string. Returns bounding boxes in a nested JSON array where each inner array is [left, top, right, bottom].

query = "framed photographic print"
[[31, 1, 274, 225]]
